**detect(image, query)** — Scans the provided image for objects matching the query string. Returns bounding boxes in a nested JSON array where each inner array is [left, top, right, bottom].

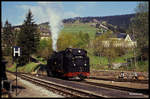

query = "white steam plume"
[[46, 8, 63, 52], [39, 3, 64, 52]]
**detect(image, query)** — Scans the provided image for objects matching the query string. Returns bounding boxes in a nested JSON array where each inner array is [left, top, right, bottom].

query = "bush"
[[136, 61, 148, 72], [36, 39, 53, 60]]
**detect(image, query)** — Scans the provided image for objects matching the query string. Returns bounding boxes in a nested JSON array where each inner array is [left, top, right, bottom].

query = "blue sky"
[[2, 1, 141, 26]]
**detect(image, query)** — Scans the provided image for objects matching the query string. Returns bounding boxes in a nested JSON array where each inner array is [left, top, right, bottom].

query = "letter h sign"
[[13, 46, 20, 57]]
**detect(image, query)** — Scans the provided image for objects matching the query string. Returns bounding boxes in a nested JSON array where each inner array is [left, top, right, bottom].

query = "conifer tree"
[[2, 20, 13, 55], [17, 9, 40, 64]]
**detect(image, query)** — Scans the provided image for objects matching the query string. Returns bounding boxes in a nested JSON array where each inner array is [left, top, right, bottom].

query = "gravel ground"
[[85, 79, 148, 89], [6, 72, 64, 98], [90, 69, 149, 80]]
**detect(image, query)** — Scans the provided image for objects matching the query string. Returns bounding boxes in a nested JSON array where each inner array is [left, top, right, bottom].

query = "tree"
[[127, 2, 148, 55], [2, 20, 13, 56], [93, 31, 112, 65], [103, 41, 117, 68], [57, 33, 79, 51], [37, 39, 53, 60], [17, 9, 40, 64], [93, 31, 127, 68], [76, 31, 90, 48], [12, 29, 20, 46]]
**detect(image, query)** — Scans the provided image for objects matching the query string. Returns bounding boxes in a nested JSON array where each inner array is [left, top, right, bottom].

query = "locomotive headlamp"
[[84, 64, 87, 66], [69, 49, 72, 52], [78, 50, 81, 53], [73, 64, 76, 66]]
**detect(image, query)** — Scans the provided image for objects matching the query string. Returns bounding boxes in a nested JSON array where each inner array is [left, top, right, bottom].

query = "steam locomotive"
[[46, 48, 90, 80]]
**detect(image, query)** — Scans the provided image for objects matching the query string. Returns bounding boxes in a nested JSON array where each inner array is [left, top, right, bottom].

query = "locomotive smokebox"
[[53, 51, 57, 54]]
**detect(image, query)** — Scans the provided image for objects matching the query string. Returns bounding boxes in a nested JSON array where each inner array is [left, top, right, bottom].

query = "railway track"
[[33, 75, 148, 98], [10, 72, 104, 98], [80, 80, 149, 95], [7, 71, 148, 98]]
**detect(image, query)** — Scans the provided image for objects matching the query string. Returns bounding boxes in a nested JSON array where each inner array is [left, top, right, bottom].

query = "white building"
[[101, 33, 137, 48]]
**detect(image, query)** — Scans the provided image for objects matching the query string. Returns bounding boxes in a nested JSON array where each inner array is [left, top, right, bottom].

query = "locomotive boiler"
[[46, 48, 90, 80]]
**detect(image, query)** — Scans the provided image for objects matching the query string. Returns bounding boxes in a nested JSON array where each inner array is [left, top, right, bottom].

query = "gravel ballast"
[[6, 72, 64, 98]]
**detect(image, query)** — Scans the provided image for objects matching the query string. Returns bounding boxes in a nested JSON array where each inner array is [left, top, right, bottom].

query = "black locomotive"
[[47, 48, 90, 80]]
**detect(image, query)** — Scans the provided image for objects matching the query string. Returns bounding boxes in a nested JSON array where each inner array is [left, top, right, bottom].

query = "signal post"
[[13, 46, 20, 96]]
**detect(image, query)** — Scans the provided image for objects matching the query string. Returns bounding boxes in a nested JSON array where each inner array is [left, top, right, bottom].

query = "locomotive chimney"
[[53, 51, 57, 54]]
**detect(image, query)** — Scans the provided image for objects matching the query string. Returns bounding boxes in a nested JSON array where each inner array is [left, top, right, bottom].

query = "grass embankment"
[[87, 48, 148, 72], [7, 62, 38, 73], [6, 56, 47, 73], [32, 55, 47, 64], [87, 48, 126, 70]]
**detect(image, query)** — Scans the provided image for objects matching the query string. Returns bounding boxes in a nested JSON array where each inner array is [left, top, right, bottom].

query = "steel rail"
[[18, 73, 105, 98]]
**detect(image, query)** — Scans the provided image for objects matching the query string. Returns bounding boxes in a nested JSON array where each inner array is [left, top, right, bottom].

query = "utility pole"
[[132, 29, 136, 70]]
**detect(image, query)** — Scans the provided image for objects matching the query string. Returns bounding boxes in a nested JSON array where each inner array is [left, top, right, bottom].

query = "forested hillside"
[[63, 13, 135, 32]]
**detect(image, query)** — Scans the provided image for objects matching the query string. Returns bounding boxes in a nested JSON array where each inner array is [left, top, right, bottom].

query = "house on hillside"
[[97, 33, 137, 48], [115, 33, 137, 47], [90, 23, 96, 27], [12, 25, 21, 31], [95, 32, 103, 37], [38, 22, 51, 40], [95, 23, 109, 34], [38, 26, 51, 40]]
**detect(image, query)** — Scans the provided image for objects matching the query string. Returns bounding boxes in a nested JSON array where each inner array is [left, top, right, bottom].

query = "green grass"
[[86, 48, 140, 70], [87, 48, 108, 70], [61, 23, 97, 39], [19, 62, 38, 73], [113, 57, 126, 63], [136, 61, 149, 72], [120, 60, 149, 72], [34, 56, 47, 64], [7, 63, 17, 72], [7, 62, 38, 73], [89, 55, 109, 70]]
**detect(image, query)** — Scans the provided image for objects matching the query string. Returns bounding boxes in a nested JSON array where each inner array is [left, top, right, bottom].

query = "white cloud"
[[16, 5, 49, 24], [75, 2, 98, 17], [63, 12, 79, 19], [17, 2, 94, 24], [37, 2, 63, 9], [13, 21, 23, 26]]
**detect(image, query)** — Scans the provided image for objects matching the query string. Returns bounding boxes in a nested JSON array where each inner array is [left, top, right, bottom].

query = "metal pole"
[[16, 59, 18, 96], [13, 46, 20, 96], [15, 67, 17, 95]]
